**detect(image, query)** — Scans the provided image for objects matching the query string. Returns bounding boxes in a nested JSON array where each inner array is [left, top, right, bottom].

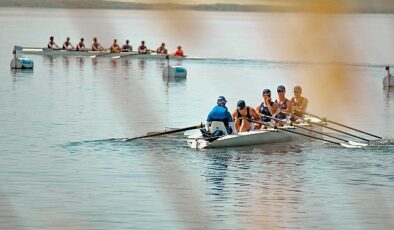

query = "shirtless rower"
[[76, 38, 87, 51], [91, 37, 104, 51], [110, 39, 122, 53], [48, 36, 60, 49], [62, 37, 74, 50]]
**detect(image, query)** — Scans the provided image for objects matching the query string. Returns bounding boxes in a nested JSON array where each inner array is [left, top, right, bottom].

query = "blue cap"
[[277, 85, 286, 92], [237, 100, 246, 109], [217, 96, 227, 103]]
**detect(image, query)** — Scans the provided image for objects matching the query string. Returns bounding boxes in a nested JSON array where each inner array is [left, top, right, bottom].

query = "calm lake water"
[[0, 8, 394, 230]]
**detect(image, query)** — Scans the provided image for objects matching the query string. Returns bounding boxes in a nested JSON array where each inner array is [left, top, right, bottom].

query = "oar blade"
[[340, 143, 362, 148], [348, 141, 368, 147]]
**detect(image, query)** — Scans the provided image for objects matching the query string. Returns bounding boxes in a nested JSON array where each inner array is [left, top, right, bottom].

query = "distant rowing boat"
[[14, 46, 205, 60]]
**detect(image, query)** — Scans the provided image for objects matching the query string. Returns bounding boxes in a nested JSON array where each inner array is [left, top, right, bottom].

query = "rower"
[[172, 46, 184, 57], [47, 36, 59, 49], [232, 100, 261, 132], [290, 85, 308, 122], [255, 89, 277, 129], [138, 41, 148, 54], [91, 37, 104, 51], [62, 37, 74, 50], [274, 85, 292, 123], [206, 96, 235, 135], [110, 39, 122, 53], [122, 40, 132, 52], [76, 38, 87, 51], [156, 42, 168, 54]]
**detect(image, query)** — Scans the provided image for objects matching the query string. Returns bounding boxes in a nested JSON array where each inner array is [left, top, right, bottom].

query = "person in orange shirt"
[[232, 100, 261, 132], [172, 46, 184, 57]]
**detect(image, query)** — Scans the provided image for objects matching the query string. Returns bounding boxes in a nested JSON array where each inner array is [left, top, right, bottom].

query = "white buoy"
[[10, 46, 33, 70], [162, 55, 187, 80], [383, 66, 393, 88]]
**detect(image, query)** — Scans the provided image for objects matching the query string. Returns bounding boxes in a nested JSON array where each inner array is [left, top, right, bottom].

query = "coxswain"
[[206, 96, 235, 135], [172, 46, 184, 57]]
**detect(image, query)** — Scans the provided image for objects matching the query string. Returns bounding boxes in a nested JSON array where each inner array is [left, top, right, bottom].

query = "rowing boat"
[[186, 118, 324, 149], [15, 46, 204, 60]]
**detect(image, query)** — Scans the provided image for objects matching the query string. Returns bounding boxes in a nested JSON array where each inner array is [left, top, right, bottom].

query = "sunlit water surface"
[[0, 8, 393, 230]]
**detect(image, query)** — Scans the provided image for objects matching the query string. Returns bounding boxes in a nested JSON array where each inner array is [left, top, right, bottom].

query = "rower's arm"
[[250, 108, 261, 121], [266, 102, 277, 117]]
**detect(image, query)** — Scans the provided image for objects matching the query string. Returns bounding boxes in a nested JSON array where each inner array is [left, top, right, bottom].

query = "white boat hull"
[[187, 123, 323, 149], [16, 47, 203, 60]]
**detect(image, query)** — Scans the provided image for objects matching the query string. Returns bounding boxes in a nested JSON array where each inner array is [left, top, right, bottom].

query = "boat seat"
[[209, 121, 228, 135]]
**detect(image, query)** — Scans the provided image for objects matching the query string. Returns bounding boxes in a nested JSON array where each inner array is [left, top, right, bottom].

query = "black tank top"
[[275, 99, 288, 120], [259, 102, 273, 122], [236, 106, 251, 119]]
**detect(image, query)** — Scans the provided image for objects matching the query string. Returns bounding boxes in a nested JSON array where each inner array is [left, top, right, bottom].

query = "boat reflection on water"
[[138, 59, 145, 70]]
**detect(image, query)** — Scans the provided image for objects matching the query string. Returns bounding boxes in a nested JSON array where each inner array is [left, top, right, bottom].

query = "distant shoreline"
[[1, 1, 394, 13], [0, 0, 394, 14]]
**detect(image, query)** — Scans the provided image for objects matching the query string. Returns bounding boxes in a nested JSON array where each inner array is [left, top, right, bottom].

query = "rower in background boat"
[[274, 85, 292, 125], [206, 96, 235, 135], [62, 37, 74, 50], [172, 46, 184, 57], [232, 100, 261, 132], [156, 42, 168, 54], [47, 36, 59, 49], [91, 37, 104, 51], [290, 85, 308, 123], [76, 38, 87, 51], [122, 40, 132, 52], [138, 41, 148, 54], [110, 39, 122, 53], [255, 89, 277, 129]]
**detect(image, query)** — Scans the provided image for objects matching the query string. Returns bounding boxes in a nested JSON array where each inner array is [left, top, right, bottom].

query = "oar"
[[304, 112, 382, 139], [259, 115, 367, 147], [285, 112, 371, 142], [249, 119, 361, 148], [118, 123, 204, 141]]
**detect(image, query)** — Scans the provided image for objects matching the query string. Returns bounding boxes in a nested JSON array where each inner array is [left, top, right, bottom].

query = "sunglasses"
[[294, 91, 301, 93]]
